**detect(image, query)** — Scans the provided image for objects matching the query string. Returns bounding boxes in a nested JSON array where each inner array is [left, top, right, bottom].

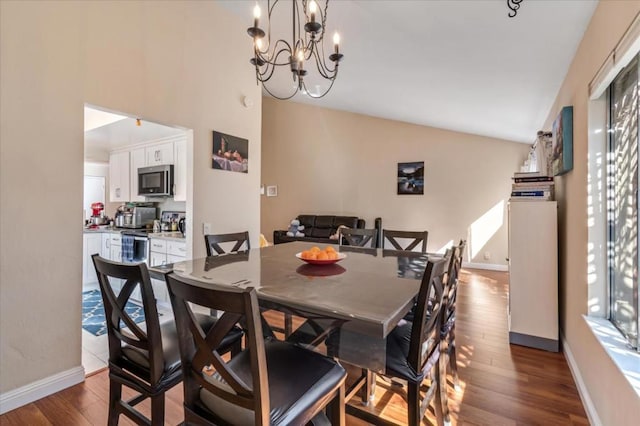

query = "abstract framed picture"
[[397, 161, 424, 195], [551, 106, 573, 176], [212, 131, 248, 173]]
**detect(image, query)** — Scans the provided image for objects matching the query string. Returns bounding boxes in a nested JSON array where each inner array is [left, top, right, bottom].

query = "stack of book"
[[510, 172, 554, 201]]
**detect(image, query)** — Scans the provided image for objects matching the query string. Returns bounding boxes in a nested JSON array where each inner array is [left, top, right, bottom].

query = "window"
[[608, 53, 639, 350]]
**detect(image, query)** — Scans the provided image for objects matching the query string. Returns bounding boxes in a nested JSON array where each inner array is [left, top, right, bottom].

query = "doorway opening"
[[82, 104, 192, 375]]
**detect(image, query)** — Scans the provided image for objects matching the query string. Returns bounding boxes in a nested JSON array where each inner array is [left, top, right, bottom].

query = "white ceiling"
[[84, 107, 185, 162], [221, 0, 598, 143]]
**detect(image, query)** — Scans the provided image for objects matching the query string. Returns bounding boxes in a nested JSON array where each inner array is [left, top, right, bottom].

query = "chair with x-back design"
[[166, 272, 347, 425], [383, 229, 429, 253], [204, 231, 251, 256], [91, 254, 243, 426]]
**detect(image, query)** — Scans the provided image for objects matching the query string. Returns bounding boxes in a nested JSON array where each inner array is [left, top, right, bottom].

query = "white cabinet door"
[[129, 147, 146, 202], [167, 241, 187, 257], [110, 245, 122, 263], [167, 254, 185, 264], [101, 233, 111, 259], [149, 251, 167, 267], [149, 239, 167, 254], [83, 233, 102, 285], [145, 142, 174, 166], [508, 201, 558, 351], [109, 151, 130, 202], [173, 138, 187, 201]]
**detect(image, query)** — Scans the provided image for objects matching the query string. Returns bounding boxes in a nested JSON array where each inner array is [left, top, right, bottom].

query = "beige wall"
[[0, 0, 261, 395], [542, 2, 640, 424], [261, 98, 529, 265]]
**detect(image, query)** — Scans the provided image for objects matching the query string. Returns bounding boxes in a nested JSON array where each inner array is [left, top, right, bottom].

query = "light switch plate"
[[203, 223, 212, 235]]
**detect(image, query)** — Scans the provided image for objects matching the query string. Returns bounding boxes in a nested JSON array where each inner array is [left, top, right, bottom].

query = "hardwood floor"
[[0, 269, 588, 425]]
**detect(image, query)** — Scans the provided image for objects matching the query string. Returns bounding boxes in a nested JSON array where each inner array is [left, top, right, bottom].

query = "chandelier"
[[247, 0, 343, 100]]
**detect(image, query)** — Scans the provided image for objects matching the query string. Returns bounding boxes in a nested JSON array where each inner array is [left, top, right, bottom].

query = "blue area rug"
[[82, 289, 150, 337]]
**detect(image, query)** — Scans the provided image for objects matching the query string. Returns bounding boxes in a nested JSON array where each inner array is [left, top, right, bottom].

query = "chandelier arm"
[[259, 41, 294, 66], [262, 80, 299, 100], [310, 47, 336, 79], [301, 78, 336, 99], [256, 47, 295, 82]]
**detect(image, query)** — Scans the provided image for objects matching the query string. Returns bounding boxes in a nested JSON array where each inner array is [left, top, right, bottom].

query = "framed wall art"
[[397, 161, 424, 195], [212, 131, 248, 173], [551, 106, 573, 176]]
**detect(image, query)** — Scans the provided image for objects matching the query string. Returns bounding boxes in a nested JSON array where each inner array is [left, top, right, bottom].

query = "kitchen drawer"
[[149, 251, 167, 267], [167, 241, 186, 257], [150, 239, 167, 254], [167, 254, 185, 264], [110, 234, 122, 245]]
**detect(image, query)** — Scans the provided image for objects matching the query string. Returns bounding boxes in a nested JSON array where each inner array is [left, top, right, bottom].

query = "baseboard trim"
[[0, 366, 85, 415], [561, 333, 602, 426], [462, 261, 508, 271]]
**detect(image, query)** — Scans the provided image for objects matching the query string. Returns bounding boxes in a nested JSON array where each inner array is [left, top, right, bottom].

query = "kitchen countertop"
[[83, 227, 186, 240], [83, 227, 122, 234]]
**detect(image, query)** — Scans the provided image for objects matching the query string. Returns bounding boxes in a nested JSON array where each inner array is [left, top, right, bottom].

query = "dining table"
[[150, 241, 437, 375]]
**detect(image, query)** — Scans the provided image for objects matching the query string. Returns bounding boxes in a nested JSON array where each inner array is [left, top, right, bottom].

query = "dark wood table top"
[[165, 242, 434, 338]]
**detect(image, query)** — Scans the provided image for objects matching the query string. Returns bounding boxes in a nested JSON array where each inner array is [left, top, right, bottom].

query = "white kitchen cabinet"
[[167, 254, 186, 264], [167, 240, 187, 257], [149, 238, 180, 305], [508, 201, 558, 352], [82, 233, 102, 286], [145, 142, 174, 166], [129, 147, 146, 202], [149, 251, 167, 267], [109, 151, 130, 202], [173, 138, 187, 201], [101, 233, 111, 259], [110, 241, 122, 263]]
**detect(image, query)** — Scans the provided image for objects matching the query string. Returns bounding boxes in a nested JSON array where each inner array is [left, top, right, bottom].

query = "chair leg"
[[327, 384, 345, 426], [407, 382, 421, 426], [284, 313, 293, 338], [360, 369, 375, 405], [107, 380, 122, 426], [150, 394, 165, 425], [438, 354, 450, 426], [448, 331, 460, 391]]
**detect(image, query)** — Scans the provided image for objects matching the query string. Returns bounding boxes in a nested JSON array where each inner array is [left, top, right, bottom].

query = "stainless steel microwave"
[[138, 165, 174, 197]]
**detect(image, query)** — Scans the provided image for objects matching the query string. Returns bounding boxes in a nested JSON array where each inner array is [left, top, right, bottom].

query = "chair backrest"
[[166, 273, 270, 424], [91, 254, 165, 383], [408, 257, 447, 375], [339, 228, 378, 248], [443, 239, 466, 325], [205, 231, 250, 256], [383, 229, 429, 253]]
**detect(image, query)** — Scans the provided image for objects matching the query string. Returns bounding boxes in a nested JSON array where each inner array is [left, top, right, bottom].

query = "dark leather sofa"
[[273, 215, 382, 246]]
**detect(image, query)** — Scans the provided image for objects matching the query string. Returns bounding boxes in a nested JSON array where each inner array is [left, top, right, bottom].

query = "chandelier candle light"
[[247, 0, 344, 99]]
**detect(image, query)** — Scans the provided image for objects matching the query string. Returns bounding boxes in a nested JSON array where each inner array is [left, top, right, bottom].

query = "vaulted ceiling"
[[221, 0, 598, 143]]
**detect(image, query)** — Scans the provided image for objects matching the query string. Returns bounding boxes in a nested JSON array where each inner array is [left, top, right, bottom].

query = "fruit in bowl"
[[296, 246, 345, 265]]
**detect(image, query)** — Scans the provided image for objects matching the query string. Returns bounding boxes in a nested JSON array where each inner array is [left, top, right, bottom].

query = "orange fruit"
[[327, 251, 338, 260], [325, 246, 336, 253], [316, 251, 329, 260], [310, 246, 321, 253]]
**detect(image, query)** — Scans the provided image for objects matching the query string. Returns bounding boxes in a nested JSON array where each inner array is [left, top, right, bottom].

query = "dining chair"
[[91, 255, 243, 426], [204, 231, 251, 256], [441, 239, 466, 391], [166, 272, 347, 425], [339, 227, 378, 248], [382, 229, 429, 253], [204, 231, 294, 338], [341, 257, 449, 426]]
